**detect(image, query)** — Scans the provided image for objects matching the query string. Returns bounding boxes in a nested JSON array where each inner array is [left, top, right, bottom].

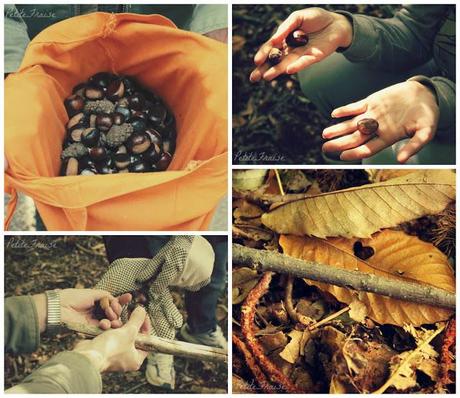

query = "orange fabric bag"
[[5, 12, 227, 231]]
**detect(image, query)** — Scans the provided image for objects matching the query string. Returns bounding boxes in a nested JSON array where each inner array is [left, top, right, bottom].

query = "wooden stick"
[[232, 244, 456, 309], [65, 322, 228, 364]]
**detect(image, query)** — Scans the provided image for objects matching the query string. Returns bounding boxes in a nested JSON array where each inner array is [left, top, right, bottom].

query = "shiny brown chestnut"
[[128, 93, 145, 111], [268, 48, 283, 65], [67, 112, 87, 130], [162, 139, 175, 154], [357, 118, 379, 135], [112, 113, 125, 125], [141, 143, 161, 164], [286, 30, 309, 47], [147, 103, 167, 125], [70, 127, 85, 142], [81, 128, 101, 147], [130, 117, 147, 133], [156, 152, 172, 171], [114, 106, 131, 120], [89, 72, 116, 89], [84, 85, 104, 100], [145, 128, 162, 146], [128, 161, 151, 173], [114, 153, 130, 170], [89, 146, 108, 161], [126, 132, 151, 154], [96, 113, 113, 132], [72, 83, 86, 97], [64, 157, 79, 176], [106, 79, 125, 101], [64, 95, 85, 117]]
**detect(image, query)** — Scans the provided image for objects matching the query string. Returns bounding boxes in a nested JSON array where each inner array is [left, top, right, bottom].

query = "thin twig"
[[308, 306, 350, 331], [284, 275, 298, 323], [232, 244, 456, 309]]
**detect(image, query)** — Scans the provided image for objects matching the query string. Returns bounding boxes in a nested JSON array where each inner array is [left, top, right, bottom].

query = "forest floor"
[[5, 236, 227, 394]]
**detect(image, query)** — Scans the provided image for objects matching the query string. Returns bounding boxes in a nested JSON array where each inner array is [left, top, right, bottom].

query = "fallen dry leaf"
[[280, 230, 455, 326], [373, 324, 445, 393], [349, 300, 368, 323], [232, 267, 261, 304], [279, 330, 304, 364], [262, 170, 455, 238]]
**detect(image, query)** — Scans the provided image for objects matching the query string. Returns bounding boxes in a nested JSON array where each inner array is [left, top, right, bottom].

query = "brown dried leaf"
[[262, 170, 455, 238], [279, 330, 304, 364], [232, 267, 261, 304], [280, 230, 455, 326]]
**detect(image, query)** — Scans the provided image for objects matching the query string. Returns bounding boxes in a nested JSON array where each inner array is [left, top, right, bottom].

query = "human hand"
[[250, 7, 352, 82], [203, 28, 228, 43], [73, 306, 151, 372], [33, 289, 132, 333], [322, 81, 440, 163]]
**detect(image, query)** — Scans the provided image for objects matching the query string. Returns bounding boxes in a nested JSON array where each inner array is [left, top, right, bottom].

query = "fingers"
[[285, 54, 319, 74], [271, 12, 303, 45], [323, 118, 358, 139], [262, 50, 305, 81], [331, 100, 367, 118], [118, 293, 132, 306], [396, 127, 433, 163], [140, 313, 152, 334], [124, 306, 148, 336], [99, 319, 112, 330], [249, 62, 271, 83], [340, 136, 388, 161], [323, 130, 371, 153], [254, 41, 275, 66]]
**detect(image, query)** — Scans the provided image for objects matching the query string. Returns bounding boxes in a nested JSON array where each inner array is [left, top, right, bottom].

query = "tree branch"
[[232, 244, 455, 309], [65, 322, 228, 363]]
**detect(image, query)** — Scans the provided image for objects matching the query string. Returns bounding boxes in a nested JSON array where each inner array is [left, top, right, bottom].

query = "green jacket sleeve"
[[5, 296, 40, 354], [4, 5, 30, 73], [6, 352, 102, 394], [339, 5, 450, 71], [188, 4, 227, 34]]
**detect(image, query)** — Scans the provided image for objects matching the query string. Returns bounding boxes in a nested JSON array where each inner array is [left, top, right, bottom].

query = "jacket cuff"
[[188, 4, 227, 34], [408, 75, 455, 136], [5, 296, 40, 353], [335, 11, 379, 62]]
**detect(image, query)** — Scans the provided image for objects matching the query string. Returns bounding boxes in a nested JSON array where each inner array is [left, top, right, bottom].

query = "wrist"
[[333, 13, 353, 49], [73, 340, 108, 373], [32, 294, 47, 333]]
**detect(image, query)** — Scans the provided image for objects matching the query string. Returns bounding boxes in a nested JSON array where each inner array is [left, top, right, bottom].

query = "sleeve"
[[188, 4, 227, 34], [5, 296, 40, 354], [6, 352, 102, 394], [408, 75, 455, 136], [338, 5, 449, 72], [4, 5, 30, 73]]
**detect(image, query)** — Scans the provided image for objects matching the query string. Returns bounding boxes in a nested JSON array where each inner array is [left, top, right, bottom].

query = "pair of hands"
[[34, 288, 150, 373], [250, 7, 440, 163]]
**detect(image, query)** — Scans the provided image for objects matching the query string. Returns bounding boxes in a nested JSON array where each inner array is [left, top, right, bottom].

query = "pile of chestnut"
[[60, 72, 176, 176], [268, 29, 309, 66]]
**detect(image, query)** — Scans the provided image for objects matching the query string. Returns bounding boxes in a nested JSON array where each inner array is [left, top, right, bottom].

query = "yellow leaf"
[[279, 230, 455, 326], [279, 330, 305, 364], [262, 170, 455, 238]]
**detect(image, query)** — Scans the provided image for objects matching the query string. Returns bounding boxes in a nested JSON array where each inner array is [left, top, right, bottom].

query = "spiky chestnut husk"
[[105, 123, 134, 147], [61, 143, 88, 159], [84, 99, 116, 114]]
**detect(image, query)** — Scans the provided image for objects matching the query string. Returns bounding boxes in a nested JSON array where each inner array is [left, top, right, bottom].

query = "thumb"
[[271, 12, 302, 44], [124, 306, 147, 335]]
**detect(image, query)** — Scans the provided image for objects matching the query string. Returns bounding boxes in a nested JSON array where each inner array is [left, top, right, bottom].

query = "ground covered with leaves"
[[232, 5, 396, 165], [232, 169, 456, 393], [5, 236, 227, 394]]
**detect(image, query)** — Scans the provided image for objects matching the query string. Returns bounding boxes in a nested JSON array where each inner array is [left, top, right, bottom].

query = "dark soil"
[[232, 5, 396, 165], [4, 236, 227, 394]]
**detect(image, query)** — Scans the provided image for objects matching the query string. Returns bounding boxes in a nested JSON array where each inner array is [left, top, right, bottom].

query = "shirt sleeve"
[[4, 5, 30, 73], [408, 75, 455, 136], [6, 352, 102, 394], [338, 5, 449, 72], [188, 4, 227, 34], [5, 296, 40, 354]]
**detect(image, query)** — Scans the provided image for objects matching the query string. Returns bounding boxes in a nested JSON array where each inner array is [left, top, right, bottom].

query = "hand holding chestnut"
[[60, 73, 176, 176], [322, 81, 440, 163], [250, 7, 353, 82]]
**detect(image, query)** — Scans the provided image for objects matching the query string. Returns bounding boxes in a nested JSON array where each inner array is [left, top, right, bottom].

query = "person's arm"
[[339, 5, 450, 72], [7, 306, 150, 394], [188, 4, 227, 42], [4, 5, 30, 73], [5, 296, 40, 354]]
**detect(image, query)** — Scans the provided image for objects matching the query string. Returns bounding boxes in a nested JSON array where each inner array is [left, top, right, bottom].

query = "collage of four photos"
[[3, 2, 457, 395]]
